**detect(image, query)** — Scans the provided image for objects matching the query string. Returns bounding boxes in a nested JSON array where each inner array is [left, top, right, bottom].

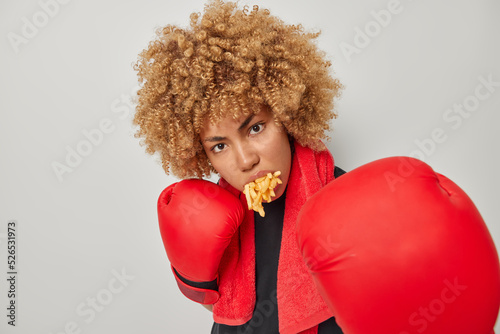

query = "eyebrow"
[[203, 114, 256, 143], [237, 114, 255, 131]]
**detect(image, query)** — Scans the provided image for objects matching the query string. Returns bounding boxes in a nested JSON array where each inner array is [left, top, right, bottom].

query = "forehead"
[[202, 103, 268, 133]]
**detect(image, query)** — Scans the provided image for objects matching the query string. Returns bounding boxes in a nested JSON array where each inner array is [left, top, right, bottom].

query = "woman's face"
[[200, 105, 292, 200]]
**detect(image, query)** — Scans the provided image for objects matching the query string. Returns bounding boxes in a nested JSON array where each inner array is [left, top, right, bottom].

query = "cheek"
[[261, 129, 291, 168], [271, 129, 290, 156], [207, 153, 240, 185], [208, 156, 228, 175]]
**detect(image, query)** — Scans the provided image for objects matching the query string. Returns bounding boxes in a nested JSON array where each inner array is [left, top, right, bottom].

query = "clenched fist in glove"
[[297, 157, 500, 334], [158, 179, 244, 304]]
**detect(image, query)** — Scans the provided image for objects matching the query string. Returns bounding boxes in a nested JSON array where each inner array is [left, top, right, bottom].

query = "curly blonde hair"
[[133, 0, 343, 179]]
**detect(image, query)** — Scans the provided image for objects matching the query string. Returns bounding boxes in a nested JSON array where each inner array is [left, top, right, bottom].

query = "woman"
[[133, 1, 344, 332]]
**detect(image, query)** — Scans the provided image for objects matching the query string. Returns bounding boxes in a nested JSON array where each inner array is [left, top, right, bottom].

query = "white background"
[[1, 0, 499, 333]]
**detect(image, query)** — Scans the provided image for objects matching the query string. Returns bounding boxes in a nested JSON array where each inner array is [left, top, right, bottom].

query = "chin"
[[272, 184, 286, 200]]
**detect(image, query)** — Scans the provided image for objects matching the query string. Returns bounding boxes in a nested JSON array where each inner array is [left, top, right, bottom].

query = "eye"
[[211, 143, 226, 153], [249, 123, 264, 135]]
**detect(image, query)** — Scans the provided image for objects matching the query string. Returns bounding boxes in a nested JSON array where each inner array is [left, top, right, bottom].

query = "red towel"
[[214, 140, 336, 334]]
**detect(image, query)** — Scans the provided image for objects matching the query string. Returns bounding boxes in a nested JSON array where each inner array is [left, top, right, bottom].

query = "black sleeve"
[[173, 267, 219, 291], [334, 166, 346, 178]]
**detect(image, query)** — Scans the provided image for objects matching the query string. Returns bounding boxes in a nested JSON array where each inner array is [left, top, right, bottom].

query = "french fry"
[[260, 178, 270, 193], [242, 171, 282, 217], [244, 184, 252, 210], [250, 187, 257, 200]]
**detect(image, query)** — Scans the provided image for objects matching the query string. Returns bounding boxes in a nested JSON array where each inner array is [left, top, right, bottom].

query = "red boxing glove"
[[158, 179, 244, 304], [297, 157, 500, 334]]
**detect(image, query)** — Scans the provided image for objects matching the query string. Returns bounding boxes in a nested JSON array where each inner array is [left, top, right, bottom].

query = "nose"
[[234, 143, 259, 172]]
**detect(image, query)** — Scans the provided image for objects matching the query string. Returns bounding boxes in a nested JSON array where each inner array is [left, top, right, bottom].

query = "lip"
[[245, 170, 275, 185]]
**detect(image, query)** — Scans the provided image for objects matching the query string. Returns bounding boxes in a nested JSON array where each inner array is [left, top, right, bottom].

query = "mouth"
[[243, 170, 284, 214], [245, 170, 275, 186]]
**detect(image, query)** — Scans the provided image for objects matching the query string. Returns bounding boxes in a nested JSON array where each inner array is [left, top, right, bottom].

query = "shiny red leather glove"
[[297, 157, 500, 334], [158, 179, 244, 304]]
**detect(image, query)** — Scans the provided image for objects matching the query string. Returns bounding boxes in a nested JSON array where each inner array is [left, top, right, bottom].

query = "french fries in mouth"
[[243, 171, 282, 217]]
